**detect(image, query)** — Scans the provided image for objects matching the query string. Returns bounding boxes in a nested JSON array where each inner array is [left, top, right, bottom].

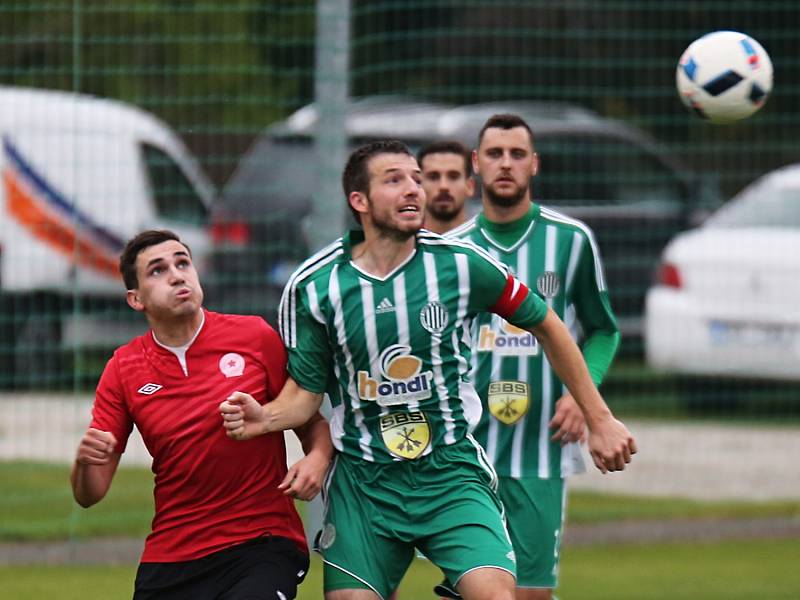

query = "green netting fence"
[[0, 0, 798, 440]]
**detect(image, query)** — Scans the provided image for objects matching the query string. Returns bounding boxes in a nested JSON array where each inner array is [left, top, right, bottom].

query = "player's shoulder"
[[418, 226, 485, 256], [207, 310, 270, 331], [539, 205, 596, 240], [444, 215, 480, 239], [204, 310, 279, 345], [418, 228, 508, 275], [285, 236, 346, 291]]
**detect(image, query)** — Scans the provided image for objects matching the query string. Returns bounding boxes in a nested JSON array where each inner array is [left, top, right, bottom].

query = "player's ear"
[[465, 175, 476, 197], [471, 149, 480, 175], [531, 152, 540, 177], [348, 191, 369, 218], [126, 289, 145, 312]]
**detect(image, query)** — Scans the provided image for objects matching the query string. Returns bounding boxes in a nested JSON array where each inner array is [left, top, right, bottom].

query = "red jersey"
[[91, 309, 307, 562]]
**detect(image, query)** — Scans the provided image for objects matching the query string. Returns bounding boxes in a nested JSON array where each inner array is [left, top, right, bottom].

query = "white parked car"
[[645, 163, 800, 381]]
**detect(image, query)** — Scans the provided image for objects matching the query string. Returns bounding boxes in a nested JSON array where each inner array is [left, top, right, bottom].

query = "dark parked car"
[[209, 97, 715, 350]]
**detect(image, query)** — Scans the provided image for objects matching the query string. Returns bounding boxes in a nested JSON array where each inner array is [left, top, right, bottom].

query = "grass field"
[[2, 461, 799, 541], [1, 539, 799, 599], [2, 461, 799, 598]]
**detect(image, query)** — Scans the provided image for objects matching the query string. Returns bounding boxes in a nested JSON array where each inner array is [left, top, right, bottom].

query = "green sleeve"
[[284, 283, 331, 394], [571, 236, 620, 386], [467, 248, 547, 328]]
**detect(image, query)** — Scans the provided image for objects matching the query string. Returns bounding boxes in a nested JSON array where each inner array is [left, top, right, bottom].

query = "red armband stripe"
[[491, 274, 530, 319]]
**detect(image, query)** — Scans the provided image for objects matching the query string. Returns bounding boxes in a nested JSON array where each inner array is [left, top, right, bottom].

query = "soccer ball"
[[676, 31, 773, 124]]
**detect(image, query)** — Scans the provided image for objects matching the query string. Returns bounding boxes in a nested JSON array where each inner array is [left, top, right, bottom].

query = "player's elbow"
[[73, 490, 104, 508]]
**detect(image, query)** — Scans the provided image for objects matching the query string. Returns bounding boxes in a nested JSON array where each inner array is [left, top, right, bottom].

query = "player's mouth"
[[398, 204, 420, 214], [175, 287, 193, 299]]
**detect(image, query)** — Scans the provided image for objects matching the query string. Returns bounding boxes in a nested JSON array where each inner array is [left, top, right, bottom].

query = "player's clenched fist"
[[219, 391, 266, 440], [588, 417, 637, 474], [76, 428, 117, 465]]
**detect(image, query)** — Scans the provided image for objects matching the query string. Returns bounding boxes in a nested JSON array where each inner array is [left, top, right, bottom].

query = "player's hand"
[[76, 428, 117, 465], [587, 417, 637, 474], [549, 393, 587, 445], [279, 451, 331, 501], [219, 391, 266, 440]]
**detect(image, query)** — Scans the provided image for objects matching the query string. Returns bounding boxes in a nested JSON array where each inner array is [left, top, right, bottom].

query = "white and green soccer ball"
[[676, 31, 773, 124]]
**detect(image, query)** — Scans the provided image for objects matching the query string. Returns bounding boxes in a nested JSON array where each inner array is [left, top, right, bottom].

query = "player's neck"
[[425, 212, 467, 235], [351, 233, 417, 278], [482, 194, 532, 224], [149, 309, 205, 348]]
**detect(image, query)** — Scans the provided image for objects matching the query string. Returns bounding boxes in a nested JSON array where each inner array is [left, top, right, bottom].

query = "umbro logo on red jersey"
[[137, 383, 163, 395]]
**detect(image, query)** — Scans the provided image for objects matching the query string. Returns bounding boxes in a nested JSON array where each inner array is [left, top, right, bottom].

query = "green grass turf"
[[2, 461, 799, 540], [1, 539, 798, 599]]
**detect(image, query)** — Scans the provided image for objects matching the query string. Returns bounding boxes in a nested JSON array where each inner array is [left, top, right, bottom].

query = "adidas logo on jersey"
[[376, 297, 395, 314]]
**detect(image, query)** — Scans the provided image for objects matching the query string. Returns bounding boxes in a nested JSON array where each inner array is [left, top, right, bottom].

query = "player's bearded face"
[[364, 154, 425, 241], [421, 153, 472, 222], [475, 127, 538, 209]]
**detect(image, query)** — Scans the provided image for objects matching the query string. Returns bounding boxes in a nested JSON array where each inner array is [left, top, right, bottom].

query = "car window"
[[142, 144, 208, 224], [535, 136, 688, 208], [707, 182, 800, 228], [225, 137, 316, 212]]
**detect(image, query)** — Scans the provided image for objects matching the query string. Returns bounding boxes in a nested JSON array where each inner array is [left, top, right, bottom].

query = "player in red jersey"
[[71, 229, 333, 600]]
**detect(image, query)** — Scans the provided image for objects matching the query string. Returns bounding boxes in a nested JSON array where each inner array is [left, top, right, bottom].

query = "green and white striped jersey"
[[450, 204, 619, 479], [278, 229, 548, 464]]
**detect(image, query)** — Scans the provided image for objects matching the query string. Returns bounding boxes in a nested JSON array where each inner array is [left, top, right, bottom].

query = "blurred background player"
[[442, 114, 621, 600], [418, 140, 476, 234], [71, 229, 333, 600]]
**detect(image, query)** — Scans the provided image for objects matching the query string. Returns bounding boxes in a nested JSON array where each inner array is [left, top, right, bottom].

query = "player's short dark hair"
[[119, 229, 191, 290], [342, 139, 415, 224], [417, 140, 473, 177], [478, 114, 535, 150]]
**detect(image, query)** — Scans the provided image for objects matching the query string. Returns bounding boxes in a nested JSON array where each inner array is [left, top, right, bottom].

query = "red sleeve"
[[260, 320, 289, 400], [490, 274, 531, 320], [90, 354, 134, 453]]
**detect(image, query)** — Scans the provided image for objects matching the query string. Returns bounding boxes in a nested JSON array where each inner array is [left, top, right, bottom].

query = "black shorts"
[[133, 535, 309, 600]]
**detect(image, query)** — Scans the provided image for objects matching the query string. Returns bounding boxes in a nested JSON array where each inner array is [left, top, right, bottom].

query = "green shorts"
[[318, 436, 516, 599], [498, 476, 566, 589]]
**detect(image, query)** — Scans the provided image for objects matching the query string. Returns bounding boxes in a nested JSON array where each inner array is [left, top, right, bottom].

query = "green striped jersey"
[[278, 229, 548, 464], [450, 204, 618, 479]]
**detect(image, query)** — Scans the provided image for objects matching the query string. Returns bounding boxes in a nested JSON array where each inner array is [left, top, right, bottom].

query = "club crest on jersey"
[[358, 345, 433, 406], [379, 411, 431, 460], [219, 353, 245, 378], [488, 380, 530, 425], [477, 320, 540, 356], [536, 271, 561, 298], [419, 301, 448, 334]]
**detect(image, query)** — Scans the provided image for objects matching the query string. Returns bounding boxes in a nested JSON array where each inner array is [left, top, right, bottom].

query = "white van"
[[0, 86, 215, 383]]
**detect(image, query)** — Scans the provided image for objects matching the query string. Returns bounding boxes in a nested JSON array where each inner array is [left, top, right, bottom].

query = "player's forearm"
[[294, 411, 334, 461], [261, 378, 324, 434], [531, 309, 613, 429], [582, 329, 620, 386], [70, 458, 119, 508]]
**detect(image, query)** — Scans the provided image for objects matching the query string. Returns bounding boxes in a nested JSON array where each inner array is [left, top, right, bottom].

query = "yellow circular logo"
[[488, 381, 530, 425], [379, 411, 431, 459]]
